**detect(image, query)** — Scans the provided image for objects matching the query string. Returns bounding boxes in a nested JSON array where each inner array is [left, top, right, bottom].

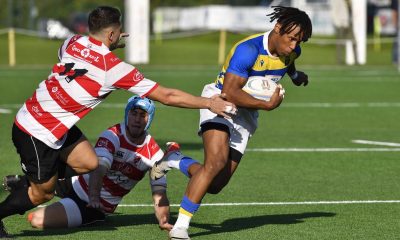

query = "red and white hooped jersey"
[[15, 35, 159, 149], [71, 123, 165, 213]]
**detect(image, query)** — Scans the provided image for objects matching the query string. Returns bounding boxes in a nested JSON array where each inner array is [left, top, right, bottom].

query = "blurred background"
[[0, 0, 398, 68]]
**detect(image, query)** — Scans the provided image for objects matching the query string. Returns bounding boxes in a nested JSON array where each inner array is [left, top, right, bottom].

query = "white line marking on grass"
[[38, 200, 400, 208], [246, 148, 400, 152], [117, 200, 400, 208], [0, 108, 12, 114], [352, 139, 400, 147]]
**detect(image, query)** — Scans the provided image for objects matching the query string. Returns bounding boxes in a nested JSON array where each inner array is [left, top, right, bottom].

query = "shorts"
[[12, 123, 83, 184], [56, 178, 105, 227], [199, 83, 259, 155]]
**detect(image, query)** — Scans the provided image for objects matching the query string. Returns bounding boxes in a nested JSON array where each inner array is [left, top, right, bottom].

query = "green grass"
[[0, 33, 400, 239]]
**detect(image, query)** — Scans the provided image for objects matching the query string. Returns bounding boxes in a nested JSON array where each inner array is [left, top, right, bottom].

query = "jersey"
[[71, 123, 165, 213], [15, 35, 159, 149], [214, 31, 301, 90]]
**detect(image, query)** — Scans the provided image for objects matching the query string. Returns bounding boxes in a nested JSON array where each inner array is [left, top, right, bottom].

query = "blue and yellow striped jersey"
[[215, 31, 301, 90]]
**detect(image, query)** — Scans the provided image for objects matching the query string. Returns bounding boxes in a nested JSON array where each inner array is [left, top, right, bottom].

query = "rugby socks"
[[0, 186, 35, 219], [173, 195, 200, 230], [178, 157, 199, 178]]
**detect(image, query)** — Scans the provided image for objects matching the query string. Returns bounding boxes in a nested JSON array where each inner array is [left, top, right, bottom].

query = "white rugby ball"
[[242, 76, 284, 101]]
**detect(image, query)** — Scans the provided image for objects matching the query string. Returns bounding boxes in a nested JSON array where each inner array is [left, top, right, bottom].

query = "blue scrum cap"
[[124, 96, 155, 131]]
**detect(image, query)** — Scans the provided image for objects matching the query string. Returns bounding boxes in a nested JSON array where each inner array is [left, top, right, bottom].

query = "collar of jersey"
[[263, 30, 279, 60], [88, 36, 103, 46]]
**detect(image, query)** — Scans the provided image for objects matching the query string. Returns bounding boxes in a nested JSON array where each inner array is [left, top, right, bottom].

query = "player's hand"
[[116, 33, 129, 49], [87, 197, 113, 213], [209, 94, 237, 118], [291, 71, 308, 86], [264, 86, 284, 111], [159, 221, 173, 231]]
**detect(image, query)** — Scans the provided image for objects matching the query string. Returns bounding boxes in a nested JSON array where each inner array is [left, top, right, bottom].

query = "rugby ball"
[[242, 76, 284, 101]]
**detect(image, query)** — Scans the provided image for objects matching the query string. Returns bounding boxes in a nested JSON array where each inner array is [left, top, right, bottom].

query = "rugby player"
[[151, 6, 313, 239]]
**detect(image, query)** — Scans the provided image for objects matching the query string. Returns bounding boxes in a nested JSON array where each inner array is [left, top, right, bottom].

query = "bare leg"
[[28, 175, 58, 205], [29, 202, 68, 229], [61, 135, 98, 175], [185, 129, 230, 203], [186, 158, 239, 194]]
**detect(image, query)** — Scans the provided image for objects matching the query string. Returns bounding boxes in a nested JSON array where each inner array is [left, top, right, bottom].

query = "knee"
[[204, 160, 227, 176], [85, 159, 98, 172], [30, 190, 55, 205], [79, 158, 99, 173]]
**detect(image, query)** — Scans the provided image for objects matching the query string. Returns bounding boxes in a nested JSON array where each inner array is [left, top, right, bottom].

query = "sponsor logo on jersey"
[[81, 48, 90, 58], [110, 57, 120, 63], [133, 70, 144, 82], [72, 45, 100, 63], [31, 105, 43, 117], [97, 139, 108, 147]]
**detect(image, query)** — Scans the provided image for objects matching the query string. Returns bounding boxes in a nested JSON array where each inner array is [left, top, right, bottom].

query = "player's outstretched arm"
[[152, 191, 173, 231], [148, 85, 237, 118]]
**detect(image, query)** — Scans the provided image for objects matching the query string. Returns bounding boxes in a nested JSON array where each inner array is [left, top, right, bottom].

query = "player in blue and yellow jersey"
[[151, 6, 312, 239]]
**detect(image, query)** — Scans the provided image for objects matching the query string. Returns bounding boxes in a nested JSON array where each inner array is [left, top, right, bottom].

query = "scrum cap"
[[124, 96, 155, 131]]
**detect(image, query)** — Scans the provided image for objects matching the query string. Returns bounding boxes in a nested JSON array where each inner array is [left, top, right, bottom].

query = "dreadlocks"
[[267, 6, 312, 42]]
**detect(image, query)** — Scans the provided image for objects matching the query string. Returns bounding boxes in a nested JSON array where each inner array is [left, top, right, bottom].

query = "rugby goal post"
[[347, 0, 367, 65], [124, 0, 150, 64]]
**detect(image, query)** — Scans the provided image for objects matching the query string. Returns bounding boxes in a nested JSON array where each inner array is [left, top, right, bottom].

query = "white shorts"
[[199, 83, 259, 154]]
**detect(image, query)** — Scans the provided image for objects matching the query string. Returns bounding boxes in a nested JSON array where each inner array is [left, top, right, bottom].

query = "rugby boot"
[[2, 175, 28, 192], [169, 227, 190, 240]]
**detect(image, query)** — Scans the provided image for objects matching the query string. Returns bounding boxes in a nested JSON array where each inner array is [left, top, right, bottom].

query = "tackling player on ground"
[[151, 6, 312, 239], [5, 97, 172, 230]]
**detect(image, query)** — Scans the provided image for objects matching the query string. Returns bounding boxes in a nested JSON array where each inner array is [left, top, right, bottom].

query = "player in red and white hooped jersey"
[[73, 121, 164, 214], [26, 96, 173, 230], [0, 6, 235, 238], [15, 31, 157, 149]]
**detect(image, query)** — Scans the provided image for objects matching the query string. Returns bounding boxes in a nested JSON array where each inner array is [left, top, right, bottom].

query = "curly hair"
[[267, 6, 312, 42]]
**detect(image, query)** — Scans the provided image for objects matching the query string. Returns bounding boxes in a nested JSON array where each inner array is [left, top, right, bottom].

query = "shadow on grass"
[[190, 212, 336, 238], [13, 211, 335, 238], [13, 213, 158, 237]]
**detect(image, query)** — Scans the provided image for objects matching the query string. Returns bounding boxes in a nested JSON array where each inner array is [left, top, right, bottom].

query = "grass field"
[[0, 32, 400, 239]]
